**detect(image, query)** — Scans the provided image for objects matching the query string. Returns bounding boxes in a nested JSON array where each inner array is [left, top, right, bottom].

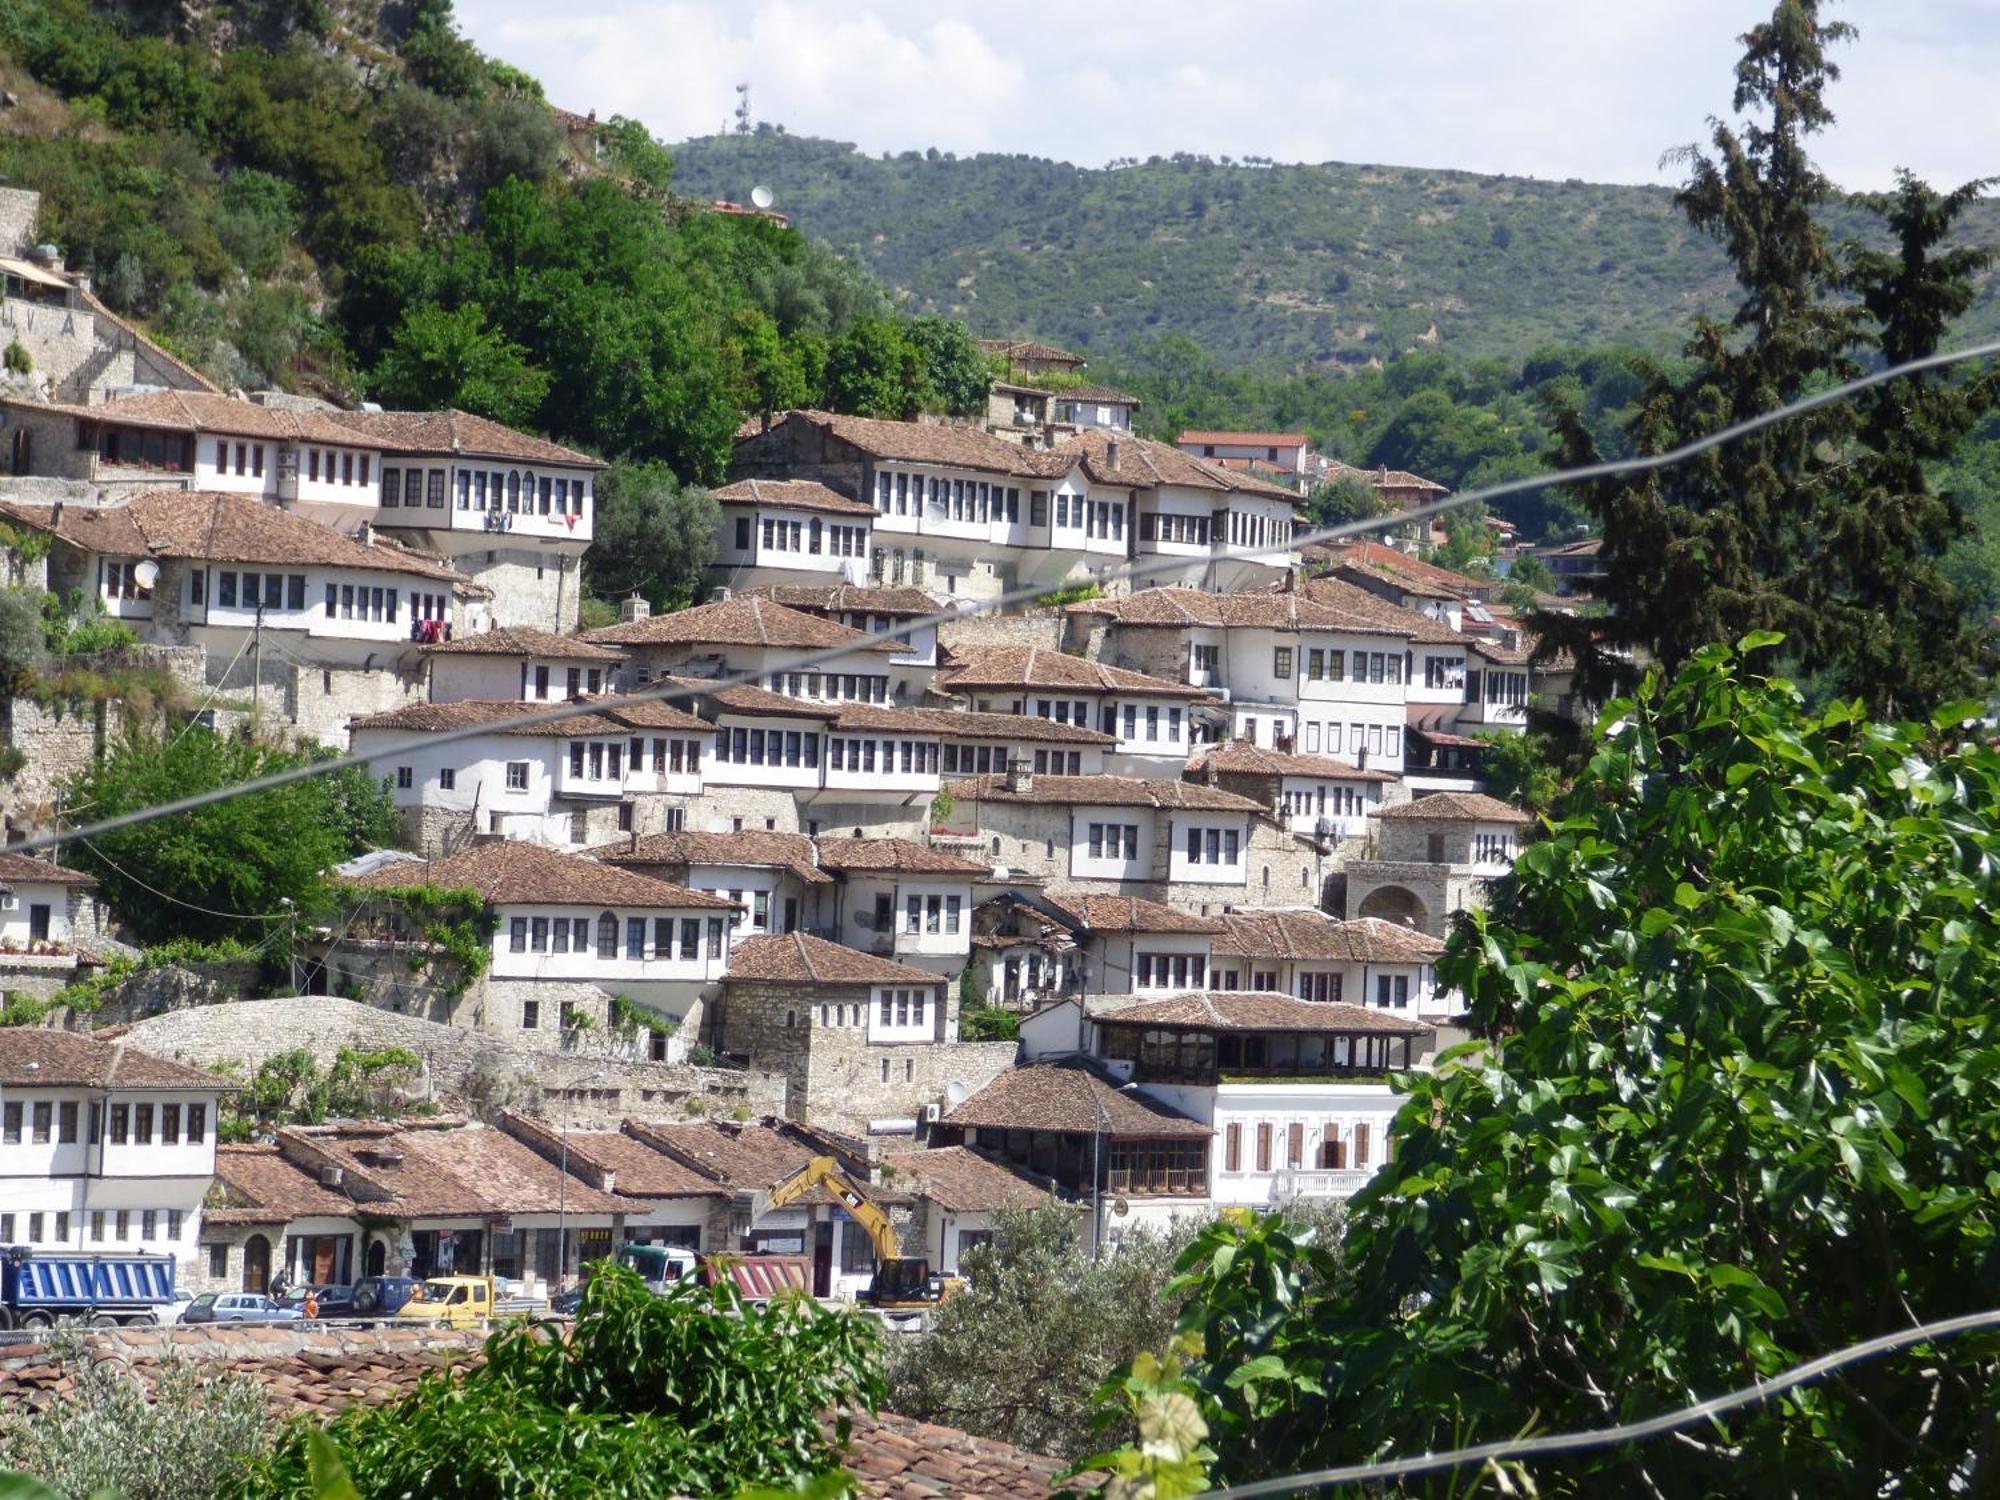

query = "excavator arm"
[[752, 1155, 901, 1259]]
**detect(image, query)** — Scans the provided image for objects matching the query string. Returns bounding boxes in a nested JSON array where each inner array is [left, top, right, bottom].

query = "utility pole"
[[1091, 1093, 1108, 1261], [251, 601, 264, 722]]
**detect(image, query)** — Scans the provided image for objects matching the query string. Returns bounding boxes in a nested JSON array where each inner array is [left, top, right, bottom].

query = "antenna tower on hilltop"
[[734, 83, 752, 135]]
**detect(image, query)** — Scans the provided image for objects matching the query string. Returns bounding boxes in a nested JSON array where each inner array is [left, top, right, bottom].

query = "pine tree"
[[1535, 2, 1995, 719]]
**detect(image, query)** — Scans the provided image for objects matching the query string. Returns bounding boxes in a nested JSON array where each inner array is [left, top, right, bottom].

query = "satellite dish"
[[132, 560, 160, 589], [945, 1081, 969, 1109], [750, 184, 775, 210]]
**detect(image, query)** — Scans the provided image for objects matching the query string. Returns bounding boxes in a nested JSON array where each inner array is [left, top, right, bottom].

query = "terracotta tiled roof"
[[1210, 911, 1446, 964], [936, 645, 1211, 698], [680, 678, 846, 721], [881, 1147, 1068, 1213], [207, 1144, 361, 1224], [349, 696, 709, 737], [762, 410, 1030, 476], [1029, 428, 1302, 500], [0, 1327, 1075, 1493], [814, 838, 989, 877], [900, 707, 1114, 745], [1331, 541, 1485, 600], [282, 1120, 629, 1217], [335, 839, 736, 909], [620, 1117, 826, 1191], [1469, 634, 1546, 667], [10, 389, 361, 444], [1067, 584, 1415, 638], [0, 492, 466, 581], [498, 1113, 727, 1200], [1186, 739, 1397, 783], [943, 1058, 1209, 1138], [1047, 893, 1224, 935], [739, 584, 940, 616], [948, 773, 1261, 812], [1176, 430, 1308, 447], [976, 337, 1086, 366], [711, 478, 876, 516], [1321, 459, 1450, 494], [826, 702, 949, 734], [422, 625, 623, 660], [581, 596, 901, 652], [327, 408, 601, 468], [725, 933, 943, 987], [1377, 791, 1532, 824], [0, 852, 97, 886], [0, 1030, 229, 1090], [1298, 574, 1465, 644], [1095, 991, 1431, 1036], [1059, 384, 1139, 405], [591, 830, 831, 884]]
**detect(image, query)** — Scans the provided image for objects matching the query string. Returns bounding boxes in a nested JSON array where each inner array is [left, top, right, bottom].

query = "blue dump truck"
[[0, 1247, 176, 1328]]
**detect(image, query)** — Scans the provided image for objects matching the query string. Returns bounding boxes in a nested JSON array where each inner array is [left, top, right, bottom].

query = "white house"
[[1046, 893, 1224, 998], [333, 407, 604, 636], [737, 583, 943, 670], [1208, 910, 1448, 1016], [0, 852, 102, 958], [711, 479, 876, 589], [589, 829, 833, 940], [812, 838, 990, 978], [350, 696, 713, 853], [424, 624, 626, 704], [0, 1029, 228, 1281], [582, 596, 914, 704], [336, 839, 739, 1039]]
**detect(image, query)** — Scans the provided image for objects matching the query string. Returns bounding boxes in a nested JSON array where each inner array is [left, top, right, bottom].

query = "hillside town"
[[0, 179, 1581, 1310]]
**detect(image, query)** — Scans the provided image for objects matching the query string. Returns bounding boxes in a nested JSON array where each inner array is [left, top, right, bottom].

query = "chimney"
[[619, 595, 651, 624], [1004, 759, 1033, 795], [708, 585, 732, 604], [1106, 439, 1121, 470], [627, 828, 638, 855]]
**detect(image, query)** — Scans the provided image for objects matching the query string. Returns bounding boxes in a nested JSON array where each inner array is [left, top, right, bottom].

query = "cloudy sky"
[[453, 1, 1993, 191]]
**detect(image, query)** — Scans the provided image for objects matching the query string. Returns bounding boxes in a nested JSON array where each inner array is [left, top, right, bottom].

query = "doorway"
[[242, 1234, 270, 1293], [366, 1239, 387, 1276], [812, 1220, 833, 1297]]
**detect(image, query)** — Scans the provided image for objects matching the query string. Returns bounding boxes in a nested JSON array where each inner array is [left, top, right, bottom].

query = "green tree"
[[1504, 549, 1557, 595], [820, 317, 925, 418], [906, 315, 993, 415], [583, 460, 721, 614], [370, 303, 552, 429], [1108, 638, 2000, 1497], [1304, 474, 1390, 531], [243, 1266, 882, 1499], [61, 727, 397, 944], [1537, 3, 1996, 719]]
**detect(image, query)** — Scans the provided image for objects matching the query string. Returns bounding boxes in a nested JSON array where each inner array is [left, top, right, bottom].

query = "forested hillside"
[[0, 0, 989, 491], [668, 132, 2000, 368]]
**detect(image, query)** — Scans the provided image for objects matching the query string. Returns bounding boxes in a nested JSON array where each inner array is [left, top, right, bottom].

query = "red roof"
[[1176, 431, 1308, 447]]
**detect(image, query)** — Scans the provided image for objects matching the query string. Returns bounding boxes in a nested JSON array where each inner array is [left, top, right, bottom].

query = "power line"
[[1201, 1304, 2000, 1497], [75, 836, 288, 924], [13, 333, 2000, 860]]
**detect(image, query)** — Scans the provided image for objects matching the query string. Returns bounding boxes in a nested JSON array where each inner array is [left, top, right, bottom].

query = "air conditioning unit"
[[917, 1103, 941, 1127]]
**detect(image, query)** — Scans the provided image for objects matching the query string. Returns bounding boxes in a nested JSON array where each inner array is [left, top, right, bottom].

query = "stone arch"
[[242, 1233, 271, 1294], [1356, 885, 1429, 929]]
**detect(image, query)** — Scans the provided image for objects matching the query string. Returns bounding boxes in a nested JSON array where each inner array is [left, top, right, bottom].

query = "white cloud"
[[453, 0, 2000, 190]]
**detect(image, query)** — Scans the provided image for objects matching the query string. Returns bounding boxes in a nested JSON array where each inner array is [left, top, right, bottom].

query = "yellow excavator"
[[753, 1156, 964, 1310]]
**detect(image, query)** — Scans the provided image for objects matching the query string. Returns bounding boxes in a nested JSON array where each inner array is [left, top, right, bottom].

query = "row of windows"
[[86, 1208, 184, 1243], [1423, 655, 1467, 690], [715, 727, 821, 768], [526, 665, 607, 699], [1474, 670, 1530, 708], [735, 515, 868, 557], [568, 737, 699, 782], [761, 672, 889, 704], [828, 738, 939, 776], [1282, 784, 1376, 818], [1113, 703, 1184, 744], [1223, 1121, 1372, 1173], [1032, 699, 1092, 726], [1224, 510, 1291, 549], [2, 1100, 210, 1147], [1302, 648, 1404, 686], [1056, 493, 1125, 540], [383, 468, 449, 508], [506, 912, 726, 961], [1086, 823, 1142, 860], [1183, 827, 1242, 866], [1136, 953, 1204, 990], [78, 424, 193, 472], [878, 987, 932, 1027], [904, 894, 963, 935], [304, 448, 370, 487], [1139, 511, 1212, 545], [0, 1211, 69, 1244], [1298, 721, 1403, 760], [876, 471, 1024, 526], [1472, 832, 1515, 863], [195, 570, 304, 612]]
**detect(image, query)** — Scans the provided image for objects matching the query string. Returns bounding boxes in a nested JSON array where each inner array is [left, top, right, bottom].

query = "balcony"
[[1271, 1168, 1373, 1199]]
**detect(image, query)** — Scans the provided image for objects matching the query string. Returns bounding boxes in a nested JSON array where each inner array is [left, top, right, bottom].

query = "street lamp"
[[1090, 1091, 1110, 1262], [555, 1064, 610, 1293]]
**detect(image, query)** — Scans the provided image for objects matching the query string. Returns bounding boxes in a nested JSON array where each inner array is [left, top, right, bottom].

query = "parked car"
[[156, 1288, 196, 1327], [180, 1292, 301, 1325], [347, 1276, 420, 1318], [275, 1283, 354, 1318]]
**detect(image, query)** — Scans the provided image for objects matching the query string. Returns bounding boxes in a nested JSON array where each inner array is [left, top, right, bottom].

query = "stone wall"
[[0, 695, 104, 836], [113, 995, 784, 1130], [1341, 859, 1488, 937], [937, 609, 1065, 656], [0, 189, 38, 260], [454, 549, 580, 636]]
